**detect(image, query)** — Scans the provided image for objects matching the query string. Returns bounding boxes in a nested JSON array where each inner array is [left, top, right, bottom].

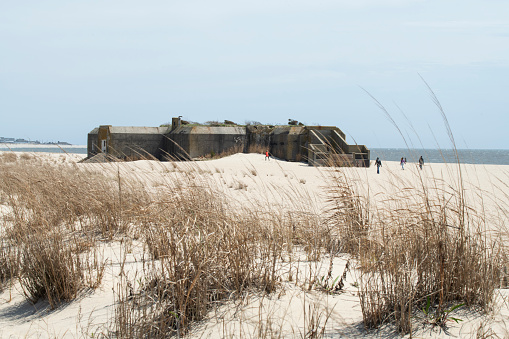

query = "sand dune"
[[0, 151, 508, 338]]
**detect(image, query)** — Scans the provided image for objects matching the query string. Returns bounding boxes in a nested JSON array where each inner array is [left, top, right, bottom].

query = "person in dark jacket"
[[375, 157, 382, 174]]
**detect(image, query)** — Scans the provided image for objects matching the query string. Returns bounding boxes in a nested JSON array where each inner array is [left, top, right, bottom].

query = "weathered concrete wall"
[[87, 126, 169, 160], [330, 129, 349, 153], [307, 127, 337, 144], [270, 127, 289, 160], [246, 125, 273, 152], [260, 126, 347, 162], [328, 130, 370, 166], [87, 125, 111, 157], [87, 128, 99, 157], [109, 134, 167, 159], [348, 144, 370, 167], [164, 127, 191, 159], [304, 126, 372, 166], [167, 126, 247, 159], [86, 120, 369, 166], [270, 126, 307, 161]]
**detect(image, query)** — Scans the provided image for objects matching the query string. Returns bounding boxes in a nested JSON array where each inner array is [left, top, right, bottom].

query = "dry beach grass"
[[0, 150, 508, 338], [327, 159, 507, 334]]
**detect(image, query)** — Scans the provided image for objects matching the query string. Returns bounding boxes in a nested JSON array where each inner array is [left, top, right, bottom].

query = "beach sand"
[[0, 151, 508, 338]]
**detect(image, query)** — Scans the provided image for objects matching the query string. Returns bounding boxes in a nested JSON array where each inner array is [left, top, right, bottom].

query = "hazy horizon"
[[1, 1, 508, 149]]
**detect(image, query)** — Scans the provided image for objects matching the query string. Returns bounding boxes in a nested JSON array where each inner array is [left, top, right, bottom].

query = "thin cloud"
[[405, 20, 509, 30]]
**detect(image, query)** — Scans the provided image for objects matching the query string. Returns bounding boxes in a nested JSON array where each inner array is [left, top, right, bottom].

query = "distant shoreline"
[[0, 143, 86, 148]]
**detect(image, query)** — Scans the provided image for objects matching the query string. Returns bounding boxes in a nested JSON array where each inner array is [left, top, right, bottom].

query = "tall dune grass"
[[0, 152, 332, 335], [328, 167, 503, 333], [0, 142, 506, 336], [0, 154, 141, 307], [113, 160, 333, 337], [325, 86, 506, 333]]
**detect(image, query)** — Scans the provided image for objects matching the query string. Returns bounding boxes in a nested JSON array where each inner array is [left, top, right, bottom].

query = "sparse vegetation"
[[247, 143, 267, 154], [201, 144, 245, 160], [245, 120, 262, 126], [0, 158, 115, 307], [0, 132, 507, 337], [418, 296, 464, 330], [0, 151, 334, 336], [288, 119, 304, 126], [324, 91, 507, 334]]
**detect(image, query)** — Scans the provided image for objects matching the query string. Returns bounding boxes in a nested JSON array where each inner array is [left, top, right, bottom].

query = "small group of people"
[[374, 155, 424, 174]]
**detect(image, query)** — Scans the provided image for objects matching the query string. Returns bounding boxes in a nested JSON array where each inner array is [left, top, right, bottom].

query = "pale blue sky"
[[1, 0, 508, 148]]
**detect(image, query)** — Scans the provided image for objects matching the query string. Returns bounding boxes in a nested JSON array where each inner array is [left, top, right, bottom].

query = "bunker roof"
[[171, 126, 247, 135], [109, 126, 169, 134], [271, 126, 306, 135]]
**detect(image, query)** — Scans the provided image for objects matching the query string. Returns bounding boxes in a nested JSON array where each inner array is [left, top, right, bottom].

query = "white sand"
[[0, 152, 508, 338]]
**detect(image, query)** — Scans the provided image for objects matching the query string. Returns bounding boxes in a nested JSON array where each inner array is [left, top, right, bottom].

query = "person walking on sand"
[[374, 157, 382, 174], [400, 157, 405, 170], [265, 150, 270, 161], [419, 156, 424, 170]]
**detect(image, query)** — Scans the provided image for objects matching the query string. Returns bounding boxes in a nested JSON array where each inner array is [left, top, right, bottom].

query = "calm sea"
[[1, 146, 508, 165], [371, 148, 509, 166], [0, 146, 88, 154]]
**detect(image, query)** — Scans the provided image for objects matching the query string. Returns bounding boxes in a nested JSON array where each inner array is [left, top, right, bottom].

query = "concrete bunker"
[[88, 125, 169, 160], [165, 125, 247, 160], [86, 117, 369, 166]]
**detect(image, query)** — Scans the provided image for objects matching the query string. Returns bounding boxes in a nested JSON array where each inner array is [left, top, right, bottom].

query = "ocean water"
[[1, 146, 508, 165], [0, 146, 88, 154], [371, 148, 509, 166]]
